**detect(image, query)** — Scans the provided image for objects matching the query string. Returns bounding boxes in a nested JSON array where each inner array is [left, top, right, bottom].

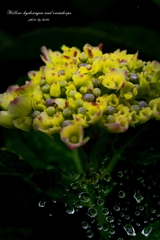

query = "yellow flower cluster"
[[0, 44, 160, 149]]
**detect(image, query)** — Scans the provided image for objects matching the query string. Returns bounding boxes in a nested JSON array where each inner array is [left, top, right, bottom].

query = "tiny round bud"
[[75, 99, 84, 107], [92, 78, 101, 87], [79, 63, 87, 67], [78, 107, 86, 114], [39, 79, 46, 86], [32, 111, 41, 118], [69, 90, 77, 98], [62, 120, 71, 127], [106, 106, 115, 114], [42, 84, 50, 93], [60, 80, 67, 88], [79, 53, 88, 62], [93, 88, 101, 97], [129, 73, 139, 83], [107, 115, 115, 123], [83, 93, 95, 102], [58, 70, 65, 75], [46, 107, 56, 116], [46, 98, 55, 107], [138, 101, 147, 109], [63, 108, 72, 118], [131, 105, 140, 112], [79, 86, 88, 94]]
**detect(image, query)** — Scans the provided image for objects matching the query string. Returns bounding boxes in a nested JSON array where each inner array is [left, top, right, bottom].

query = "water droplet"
[[89, 172, 99, 185], [71, 183, 78, 189], [120, 212, 125, 218], [102, 208, 109, 216], [133, 191, 144, 203], [118, 171, 123, 178], [142, 226, 152, 237], [136, 222, 140, 226], [151, 208, 156, 213], [82, 221, 88, 229], [65, 203, 75, 214], [52, 199, 56, 203], [139, 205, 144, 211], [97, 223, 103, 230], [125, 215, 130, 220], [49, 213, 53, 217], [38, 200, 46, 207], [73, 201, 82, 209], [110, 229, 115, 234], [135, 211, 140, 216], [79, 192, 90, 203], [80, 181, 87, 188], [103, 225, 108, 231], [104, 173, 111, 182], [118, 190, 126, 198], [87, 230, 94, 238], [106, 216, 114, 223], [65, 186, 70, 192], [87, 208, 98, 218], [114, 205, 120, 211], [123, 224, 136, 236], [72, 171, 80, 179], [102, 187, 108, 193], [97, 199, 104, 206]]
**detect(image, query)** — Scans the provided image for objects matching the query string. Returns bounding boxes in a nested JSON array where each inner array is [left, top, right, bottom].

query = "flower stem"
[[72, 148, 84, 174]]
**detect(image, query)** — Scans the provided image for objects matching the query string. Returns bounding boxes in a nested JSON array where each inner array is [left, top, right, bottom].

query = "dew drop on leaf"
[[133, 191, 144, 203], [135, 211, 140, 216], [102, 208, 109, 215], [97, 223, 103, 230], [141, 226, 152, 237], [118, 171, 123, 178], [71, 183, 78, 189], [114, 205, 120, 211], [72, 171, 80, 179], [123, 224, 136, 236], [104, 173, 111, 182], [65, 203, 75, 214], [38, 200, 46, 208], [87, 207, 98, 218], [97, 199, 104, 206], [87, 230, 94, 238], [79, 192, 90, 203], [82, 221, 89, 229], [80, 181, 87, 188], [106, 216, 114, 223], [89, 172, 99, 185], [73, 200, 82, 209], [118, 190, 126, 198]]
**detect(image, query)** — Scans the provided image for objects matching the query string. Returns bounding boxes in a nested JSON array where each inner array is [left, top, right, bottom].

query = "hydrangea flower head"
[[1, 43, 160, 149]]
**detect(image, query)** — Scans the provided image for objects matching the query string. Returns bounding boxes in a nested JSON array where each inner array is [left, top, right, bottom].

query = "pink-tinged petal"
[[0, 111, 13, 128], [13, 117, 32, 131], [60, 123, 90, 150], [8, 95, 32, 117]]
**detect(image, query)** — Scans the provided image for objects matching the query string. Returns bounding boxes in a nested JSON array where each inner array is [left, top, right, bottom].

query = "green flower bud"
[[39, 79, 46, 86], [79, 86, 88, 94], [43, 93, 51, 100], [129, 73, 139, 83], [93, 88, 101, 97], [92, 78, 101, 87], [46, 106, 56, 116], [83, 93, 95, 102], [63, 108, 72, 118], [60, 80, 68, 88], [41, 84, 50, 93], [79, 53, 88, 62], [32, 111, 41, 118], [78, 107, 86, 115], [75, 99, 84, 108]]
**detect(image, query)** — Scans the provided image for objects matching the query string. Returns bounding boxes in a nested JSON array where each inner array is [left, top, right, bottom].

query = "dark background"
[[0, 1, 160, 239]]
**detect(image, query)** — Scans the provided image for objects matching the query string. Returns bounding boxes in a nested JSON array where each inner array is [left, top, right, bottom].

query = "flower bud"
[[50, 81, 61, 97], [83, 93, 95, 102]]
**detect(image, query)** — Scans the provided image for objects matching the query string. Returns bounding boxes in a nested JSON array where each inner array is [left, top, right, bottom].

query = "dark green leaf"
[[0, 148, 33, 177]]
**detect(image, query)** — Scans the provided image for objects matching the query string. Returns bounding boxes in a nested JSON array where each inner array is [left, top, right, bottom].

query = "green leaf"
[[130, 220, 160, 239], [152, 0, 160, 7], [0, 148, 33, 177]]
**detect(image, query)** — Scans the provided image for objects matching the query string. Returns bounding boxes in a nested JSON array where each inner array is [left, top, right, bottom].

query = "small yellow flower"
[[60, 123, 90, 150], [102, 69, 126, 91]]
